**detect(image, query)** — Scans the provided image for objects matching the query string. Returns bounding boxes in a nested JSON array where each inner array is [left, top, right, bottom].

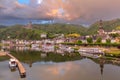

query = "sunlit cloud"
[[0, 0, 120, 25], [37, 0, 43, 4]]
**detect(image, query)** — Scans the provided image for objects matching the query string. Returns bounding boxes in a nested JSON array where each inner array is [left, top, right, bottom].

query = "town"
[[1, 20, 120, 58], [1, 0, 120, 80]]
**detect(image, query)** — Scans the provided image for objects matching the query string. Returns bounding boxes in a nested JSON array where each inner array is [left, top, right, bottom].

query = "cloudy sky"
[[0, 0, 120, 25]]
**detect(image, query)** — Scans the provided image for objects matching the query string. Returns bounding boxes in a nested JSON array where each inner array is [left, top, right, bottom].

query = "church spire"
[[99, 20, 103, 29], [98, 20, 105, 37]]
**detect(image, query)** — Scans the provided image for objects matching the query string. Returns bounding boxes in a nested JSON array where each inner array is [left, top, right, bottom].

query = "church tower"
[[98, 20, 105, 38], [98, 20, 104, 36]]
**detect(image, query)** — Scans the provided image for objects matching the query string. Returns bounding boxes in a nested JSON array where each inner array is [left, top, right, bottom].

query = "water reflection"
[[99, 58, 105, 75], [2, 45, 74, 54], [0, 46, 120, 80], [0, 58, 120, 80], [9, 50, 81, 68]]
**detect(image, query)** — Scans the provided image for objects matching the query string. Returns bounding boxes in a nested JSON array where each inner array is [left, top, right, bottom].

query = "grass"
[[104, 47, 120, 58], [0, 43, 4, 46], [105, 47, 120, 54]]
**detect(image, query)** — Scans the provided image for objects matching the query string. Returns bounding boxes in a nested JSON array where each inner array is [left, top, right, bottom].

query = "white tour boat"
[[9, 58, 17, 69]]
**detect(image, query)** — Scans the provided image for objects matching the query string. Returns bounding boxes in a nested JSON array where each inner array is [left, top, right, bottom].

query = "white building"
[[41, 33, 47, 38]]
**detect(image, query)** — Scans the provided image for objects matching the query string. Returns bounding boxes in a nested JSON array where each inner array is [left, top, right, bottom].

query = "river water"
[[0, 50, 120, 80]]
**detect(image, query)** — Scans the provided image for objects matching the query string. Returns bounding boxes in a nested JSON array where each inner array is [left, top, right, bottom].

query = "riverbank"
[[63, 42, 120, 58], [104, 47, 120, 58], [1, 41, 120, 58]]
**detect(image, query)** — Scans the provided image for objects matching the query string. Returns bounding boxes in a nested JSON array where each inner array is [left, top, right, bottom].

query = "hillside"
[[0, 19, 120, 40], [0, 25, 43, 40], [32, 23, 87, 35], [87, 19, 120, 35], [0, 24, 87, 40]]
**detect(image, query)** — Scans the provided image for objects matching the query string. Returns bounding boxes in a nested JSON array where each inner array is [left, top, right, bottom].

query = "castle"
[[24, 21, 32, 29]]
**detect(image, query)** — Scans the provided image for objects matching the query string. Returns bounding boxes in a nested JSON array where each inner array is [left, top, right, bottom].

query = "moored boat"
[[78, 48, 104, 58], [9, 58, 17, 70]]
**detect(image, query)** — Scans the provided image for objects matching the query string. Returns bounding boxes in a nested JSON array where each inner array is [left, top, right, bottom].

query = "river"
[[0, 50, 120, 80]]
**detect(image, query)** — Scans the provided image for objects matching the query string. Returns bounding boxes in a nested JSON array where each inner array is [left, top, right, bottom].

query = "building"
[[24, 21, 32, 29], [41, 39, 55, 52], [41, 33, 47, 38], [97, 20, 106, 39]]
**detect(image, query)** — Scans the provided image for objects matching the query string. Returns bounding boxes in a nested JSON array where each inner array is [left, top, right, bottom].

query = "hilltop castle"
[[24, 21, 33, 29]]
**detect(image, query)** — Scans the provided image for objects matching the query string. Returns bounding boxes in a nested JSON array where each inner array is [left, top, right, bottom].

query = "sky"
[[18, 0, 30, 4], [0, 0, 120, 26]]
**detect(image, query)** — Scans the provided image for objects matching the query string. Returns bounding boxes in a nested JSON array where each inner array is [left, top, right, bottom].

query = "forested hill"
[[0, 24, 87, 40], [0, 19, 120, 40], [32, 24, 87, 35], [87, 19, 120, 35]]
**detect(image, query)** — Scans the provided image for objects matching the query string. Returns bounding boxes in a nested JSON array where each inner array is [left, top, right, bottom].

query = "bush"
[[77, 40, 82, 44], [87, 37, 93, 43], [95, 37, 102, 43], [106, 39, 111, 44], [109, 33, 119, 38]]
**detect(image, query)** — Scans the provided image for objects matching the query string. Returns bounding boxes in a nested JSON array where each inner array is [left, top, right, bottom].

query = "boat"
[[9, 58, 17, 70], [78, 48, 104, 58], [80, 52, 102, 58]]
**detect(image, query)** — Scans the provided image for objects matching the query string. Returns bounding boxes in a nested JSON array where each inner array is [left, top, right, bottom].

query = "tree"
[[77, 40, 82, 44], [106, 39, 111, 44], [109, 33, 119, 38], [96, 37, 102, 43], [87, 37, 93, 43]]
